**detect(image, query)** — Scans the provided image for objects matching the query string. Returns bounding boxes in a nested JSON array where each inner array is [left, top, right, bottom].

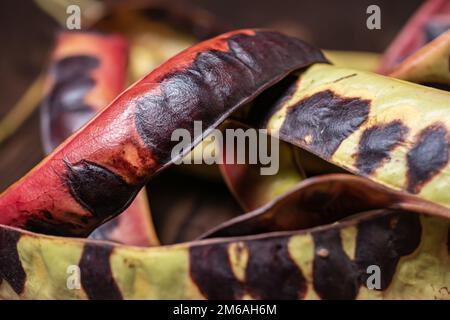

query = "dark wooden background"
[[0, 0, 423, 242]]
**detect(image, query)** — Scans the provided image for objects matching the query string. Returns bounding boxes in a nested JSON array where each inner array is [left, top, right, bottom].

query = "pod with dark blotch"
[[0, 206, 448, 299], [218, 120, 305, 211], [39, 31, 158, 246], [200, 173, 450, 239], [265, 63, 450, 211], [0, 29, 327, 236]]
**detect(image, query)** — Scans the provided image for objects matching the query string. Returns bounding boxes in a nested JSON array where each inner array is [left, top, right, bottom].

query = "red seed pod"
[[39, 32, 158, 245], [0, 29, 327, 236], [378, 0, 450, 74]]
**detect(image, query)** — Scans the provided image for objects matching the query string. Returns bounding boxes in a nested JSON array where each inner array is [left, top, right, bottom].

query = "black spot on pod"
[[312, 229, 359, 300], [24, 217, 85, 237], [245, 237, 306, 300], [0, 227, 26, 295], [64, 159, 140, 220], [355, 211, 421, 290], [406, 125, 449, 193], [189, 243, 244, 299], [135, 31, 327, 164], [356, 121, 409, 175], [42, 55, 99, 153], [280, 90, 370, 159], [79, 242, 122, 300]]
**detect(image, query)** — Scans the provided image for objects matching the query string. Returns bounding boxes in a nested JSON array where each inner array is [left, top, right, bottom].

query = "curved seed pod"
[[0, 29, 327, 236], [97, 3, 224, 181], [266, 63, 450, 211], [0, 208, 448, 299], [201, 173, 450, 239], [219, 120, 305, 211], [389, 30, 450, 87], [378, 0, 450, 74], [40, 32, 158, 246], [40, 32, 128, 153]]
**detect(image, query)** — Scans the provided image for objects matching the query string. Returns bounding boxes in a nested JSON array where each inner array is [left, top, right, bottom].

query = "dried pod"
[[0, 198, 448, 299], [201, 174, 449, 239], [39, 31, 158, 246], [265, 63, 450, 211], [378, 0, 450, 74], [389, 30, 450, 87], [0, 29, 327, 236]]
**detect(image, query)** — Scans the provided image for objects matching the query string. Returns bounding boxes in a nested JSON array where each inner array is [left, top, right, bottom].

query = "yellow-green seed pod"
[[266, 63, 450, 210], [0, 210, 448, 299], [1, 174, 449, 300]]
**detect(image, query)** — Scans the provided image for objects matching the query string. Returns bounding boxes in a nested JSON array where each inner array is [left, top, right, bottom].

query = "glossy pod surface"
[[0, 29, 327, 236], [39, 32, 158, 246], [0, 204, 448, 299], [266, 64, 450, 210]]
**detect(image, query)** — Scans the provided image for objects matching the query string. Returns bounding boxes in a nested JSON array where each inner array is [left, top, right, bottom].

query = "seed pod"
[[201, 174, 449, 239], [389, 30, 450, 87], [0, 194, 448, 299], [40, 32, 129, 153], [266, 63, 450, 211], [0, 29, 327, 236], [378, 0, 450, 74], [39, 31, 158, 246]]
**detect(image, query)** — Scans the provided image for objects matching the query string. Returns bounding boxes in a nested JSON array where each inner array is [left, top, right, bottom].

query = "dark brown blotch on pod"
[[355, 121, 409, 175], [189, 242, 244, 299], [406, 124, 449, 194], [355, 211, 421, 290], [280, 90, 370, 159], [0, 227, 26, 295], [42, 55, 99, 153], [244, 237, 307, 300], [79, 242, 123, 300], [312, 228, 359, 300], [135, 31, 328, 164], [64, 159, 141, 221]]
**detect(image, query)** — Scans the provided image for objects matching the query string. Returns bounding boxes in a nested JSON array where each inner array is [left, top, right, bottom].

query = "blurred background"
[[0, 0, 424, 243]]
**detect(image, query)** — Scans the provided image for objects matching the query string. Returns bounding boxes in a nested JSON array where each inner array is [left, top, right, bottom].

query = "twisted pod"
[[0, 29, 327, 236], [1, 175, 449, 299], [39, 31, 158, 246], [1, 28, 450, 300]]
